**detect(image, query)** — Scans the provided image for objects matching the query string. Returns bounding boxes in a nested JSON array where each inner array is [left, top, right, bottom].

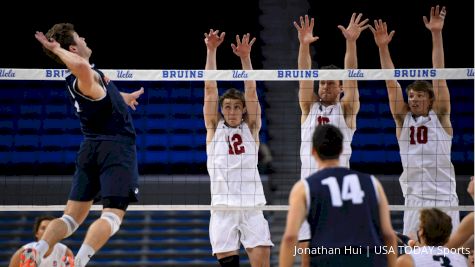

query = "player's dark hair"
[[312, 124, 343, 160], [44, 23, 76, 65], [419, 208, 452, 246], [219, 88, 246, 108], [406, 80, 434, 100], [33, 215, 55, 241]]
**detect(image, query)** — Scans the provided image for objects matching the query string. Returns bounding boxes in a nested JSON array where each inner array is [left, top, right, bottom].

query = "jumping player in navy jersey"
[[29, 23, 144, 267], [280, 124, 397, 267]]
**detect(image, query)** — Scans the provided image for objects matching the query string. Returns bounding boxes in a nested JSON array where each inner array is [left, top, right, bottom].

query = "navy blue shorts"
[[69, 140, 139, 204]]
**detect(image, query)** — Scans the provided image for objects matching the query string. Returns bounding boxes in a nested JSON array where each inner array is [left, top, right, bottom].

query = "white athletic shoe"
[[74, 258, 83, 267]]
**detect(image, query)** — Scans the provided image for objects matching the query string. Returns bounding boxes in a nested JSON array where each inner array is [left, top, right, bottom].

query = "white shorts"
[[209, 210, 274, 255], [403, 196, 460, 238], [298, 220, 311, 241]]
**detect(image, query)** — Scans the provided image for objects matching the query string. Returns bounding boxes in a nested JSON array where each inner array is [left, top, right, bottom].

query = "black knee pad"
[[102, 196, 129, 211], [218, 255, 239, 267]]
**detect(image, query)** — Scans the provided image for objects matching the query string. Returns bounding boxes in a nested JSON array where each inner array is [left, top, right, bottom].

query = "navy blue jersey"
[[65, 68, 135, 143], [305, 167, 383, 250]]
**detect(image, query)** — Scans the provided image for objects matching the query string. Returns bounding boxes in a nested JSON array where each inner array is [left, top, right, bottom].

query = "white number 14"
[[321, 174, 365, 207]]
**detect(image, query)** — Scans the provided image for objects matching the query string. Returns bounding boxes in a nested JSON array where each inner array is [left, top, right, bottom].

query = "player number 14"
[[321, 174, 365, 207]]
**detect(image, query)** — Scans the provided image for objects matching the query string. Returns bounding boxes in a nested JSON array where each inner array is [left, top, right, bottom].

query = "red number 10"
[[409, 126, 428, 144]]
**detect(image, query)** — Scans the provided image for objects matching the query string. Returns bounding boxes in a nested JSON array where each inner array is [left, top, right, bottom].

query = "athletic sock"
[[33, 240, 49, 259], [76, 244, 95, 267]]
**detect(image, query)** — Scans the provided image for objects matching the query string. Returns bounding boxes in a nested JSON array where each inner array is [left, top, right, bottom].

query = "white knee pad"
[[101, 212, 122, 236], [60, 214, 79, 238]]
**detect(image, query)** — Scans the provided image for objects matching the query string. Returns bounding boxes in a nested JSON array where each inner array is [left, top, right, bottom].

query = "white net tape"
[[0, 68, 473, 81]]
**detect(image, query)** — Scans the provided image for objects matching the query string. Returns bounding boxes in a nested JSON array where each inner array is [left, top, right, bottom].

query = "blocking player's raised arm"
[[339, 13, 368, 129], [203, 29, 224, 143], [425, 5, 452, 135], [231, 33, 261, 138], [369, 20, 408, 136], [294, 15, 319, 124]]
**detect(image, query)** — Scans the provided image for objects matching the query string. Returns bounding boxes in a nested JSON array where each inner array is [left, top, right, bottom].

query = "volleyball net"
[[0, 68, 473, 212]]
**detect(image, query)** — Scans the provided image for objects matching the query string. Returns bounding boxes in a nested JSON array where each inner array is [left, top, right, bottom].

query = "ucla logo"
[[394, 69, 436, 78], [348, 69, 363, 77], [232, 70, 248, 78], [277, 70, 319, 78], [45, 69, 67, 78], [467, 68, 474, 77], [162, 70, 204, 78], [117, 70, 133, 79], [0, 69, 15, 77]]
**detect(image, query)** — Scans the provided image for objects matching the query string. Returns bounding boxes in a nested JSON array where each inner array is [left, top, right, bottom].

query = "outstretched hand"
[[293, 15, 319, 45], [204, 29, 225, 50], [122, 87, 144, 111], [338, 13, 369, 41], [34, 31, 60, 51], [231, 33, 256, 58], [423, 5, 446, 32], [369, 19, 395, 47]]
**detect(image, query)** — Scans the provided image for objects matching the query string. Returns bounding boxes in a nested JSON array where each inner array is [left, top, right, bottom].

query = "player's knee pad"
[[101, 212, 122, 236], [218, 255, 239, 267], [60, 214, 79, 238]]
